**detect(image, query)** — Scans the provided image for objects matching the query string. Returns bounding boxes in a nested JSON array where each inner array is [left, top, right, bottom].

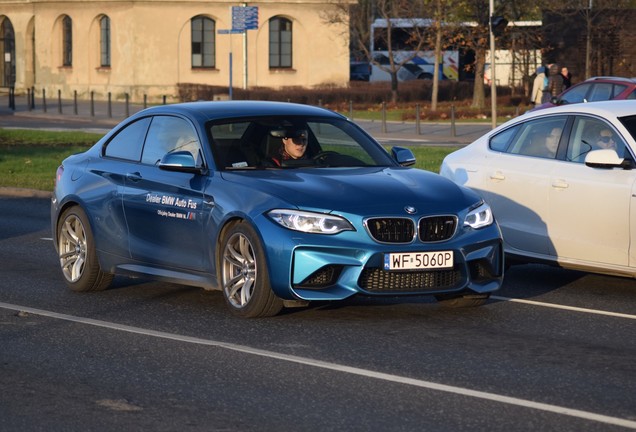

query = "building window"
[[62, 15, 72, 67], [191, 16, 215, 68], [269, 17, 292, 68], [100, 16, 111, 67]]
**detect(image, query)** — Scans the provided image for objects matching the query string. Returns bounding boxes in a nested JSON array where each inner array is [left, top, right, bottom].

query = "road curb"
[[0, 187, 52, 199]]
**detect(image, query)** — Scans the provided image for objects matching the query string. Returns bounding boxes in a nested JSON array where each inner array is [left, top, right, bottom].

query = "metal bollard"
[[43, 89, 47, 113], [58, 89, 62, 114], [349, 100, 353, 120], [74, 90, 78, 115], [450, 105, 456, 137], [125, 93, 129, 117], [8, 86, 15, 110], [416, 104, 421, 135], [90, 91, 95, 117], [108, 92, 112, 118], [30, 86, 35, 110], [143, 94, 147, 109], [27, 88, 31, 111], [381, 102, 387, 134]]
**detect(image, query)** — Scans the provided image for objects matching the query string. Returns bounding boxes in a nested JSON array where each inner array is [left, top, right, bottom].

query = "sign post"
[[217, 28, 245, 100], [231, 5, 258, 90], [217, 6, 258, 98]]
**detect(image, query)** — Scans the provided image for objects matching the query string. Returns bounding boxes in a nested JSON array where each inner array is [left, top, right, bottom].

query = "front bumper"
[[258, 216, 504, 301]]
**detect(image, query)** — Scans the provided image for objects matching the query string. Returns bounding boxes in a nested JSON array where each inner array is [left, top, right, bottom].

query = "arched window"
[[0, 18, 16, 86], [62, 15, 72, 67], [269, 17, 292, 68], [100, 16, 111, 67], [191, 16, 215, 68]]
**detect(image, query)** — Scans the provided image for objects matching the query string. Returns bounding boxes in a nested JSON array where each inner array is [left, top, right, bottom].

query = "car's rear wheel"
[[57, 206, 113, 292], [435, 293, 490, 308], [220, 222, 283, 318]]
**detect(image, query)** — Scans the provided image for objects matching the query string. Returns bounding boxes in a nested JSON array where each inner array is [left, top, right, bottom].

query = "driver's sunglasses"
[[599, 135, 614, 143], [287, 136, 308, 145]]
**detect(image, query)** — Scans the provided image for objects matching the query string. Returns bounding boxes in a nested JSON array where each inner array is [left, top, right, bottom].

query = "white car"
[[440, 100, 636, 278]]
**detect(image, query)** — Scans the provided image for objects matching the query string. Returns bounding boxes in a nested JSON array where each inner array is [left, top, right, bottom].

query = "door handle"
[[126, 172, 142, 182], [552, 179, 569, 189], [489, 171, 505, 181]]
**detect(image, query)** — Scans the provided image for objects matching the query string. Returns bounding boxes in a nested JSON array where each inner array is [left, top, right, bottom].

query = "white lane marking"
[[1, 302, 635, 429], [492, 295, 636, 320]]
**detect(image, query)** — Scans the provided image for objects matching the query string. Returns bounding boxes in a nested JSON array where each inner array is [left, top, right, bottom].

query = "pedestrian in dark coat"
[[546, 63, 564, 101]]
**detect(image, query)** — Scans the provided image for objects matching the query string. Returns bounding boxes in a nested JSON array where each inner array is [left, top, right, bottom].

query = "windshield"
[[209, 116, 395, 170]]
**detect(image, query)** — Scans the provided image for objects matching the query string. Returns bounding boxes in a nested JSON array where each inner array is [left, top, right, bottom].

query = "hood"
[[221, 167, 479, 216]]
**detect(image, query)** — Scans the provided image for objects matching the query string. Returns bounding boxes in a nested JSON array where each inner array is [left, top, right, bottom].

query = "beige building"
[[0, 0, 351, 103]]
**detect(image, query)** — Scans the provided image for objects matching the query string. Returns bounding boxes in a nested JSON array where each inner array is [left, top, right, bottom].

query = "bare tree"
[[539, 0, 634, 79], [323, 0, 432, 103]]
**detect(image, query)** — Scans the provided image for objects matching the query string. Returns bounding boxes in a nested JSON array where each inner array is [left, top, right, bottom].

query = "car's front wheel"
[[220, 222, 283, 318], [57, 206, 113, 292]]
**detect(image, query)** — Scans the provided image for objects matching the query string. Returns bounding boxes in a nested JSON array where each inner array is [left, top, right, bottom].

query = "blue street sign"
[[231, 6, 258, 31], [218, 29, 245, 34]]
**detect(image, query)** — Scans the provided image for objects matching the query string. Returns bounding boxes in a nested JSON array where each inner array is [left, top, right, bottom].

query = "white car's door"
[[548, 161, 634, 266], [464, 116, 570, 258], [478, 153, 553, 256], [549, 116, 636, 267]]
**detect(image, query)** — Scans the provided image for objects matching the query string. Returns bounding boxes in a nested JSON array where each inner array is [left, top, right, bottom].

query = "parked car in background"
[[533, 76, 636, 111], [440, 100, 636, 278], [350, 61, 372, 81], [51, 101, 504, 318]]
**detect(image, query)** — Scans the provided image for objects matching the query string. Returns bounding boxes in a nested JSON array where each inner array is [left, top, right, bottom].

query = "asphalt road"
[[1, 196, 636, 431]]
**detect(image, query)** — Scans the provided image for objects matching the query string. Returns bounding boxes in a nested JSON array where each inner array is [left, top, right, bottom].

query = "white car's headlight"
[[464, 201, 493, 229], [268, 209, 354, 234]]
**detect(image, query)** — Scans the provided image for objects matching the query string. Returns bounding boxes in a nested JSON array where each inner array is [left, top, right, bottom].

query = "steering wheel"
[[312, 151, 338, 163]]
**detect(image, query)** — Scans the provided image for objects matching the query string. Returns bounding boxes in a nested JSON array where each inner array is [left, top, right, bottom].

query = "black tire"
[[56, 206, 114, 292], [219, 222, 283, 318], [435, 293, 490, 308]]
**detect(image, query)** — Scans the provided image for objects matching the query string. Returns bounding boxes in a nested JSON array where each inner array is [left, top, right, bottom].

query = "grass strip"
[[0, 129, 458, 192]]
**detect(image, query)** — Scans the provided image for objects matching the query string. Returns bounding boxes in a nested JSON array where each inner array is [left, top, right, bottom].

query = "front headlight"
[[268, 209, 354, 234], [464, 201, 493, 229]]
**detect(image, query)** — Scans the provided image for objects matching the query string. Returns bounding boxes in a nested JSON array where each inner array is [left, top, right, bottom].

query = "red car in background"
[[533, 76, 636, 111]]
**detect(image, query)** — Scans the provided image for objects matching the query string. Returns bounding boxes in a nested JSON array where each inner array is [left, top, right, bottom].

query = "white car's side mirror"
[[584, 149, 625, 168]]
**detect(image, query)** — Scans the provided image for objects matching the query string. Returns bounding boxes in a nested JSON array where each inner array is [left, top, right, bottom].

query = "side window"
[[611, 84, 628, 98], [269, 17, 292, 68], [488, 126, 519, 152], [561, 84, 590, 104], [588, 83, 614, 102], [103, 117, 151, 161], [568, 116, 627, 162], [62, 15, 72, 67], [627, 89, 636, 100], [191, 16, 215, 68], [100, 16, 111, 67], [141, 116, 202, 166], [505, 116, 568, 159]]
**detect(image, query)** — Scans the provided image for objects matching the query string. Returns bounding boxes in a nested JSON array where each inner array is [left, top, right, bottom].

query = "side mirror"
[[584, 149, 630, 169], [159, 151, 202, 173], [391, 146, 416, 167]]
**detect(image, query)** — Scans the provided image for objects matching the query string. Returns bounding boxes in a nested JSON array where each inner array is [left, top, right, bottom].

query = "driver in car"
[[271, 129, 309, 166]]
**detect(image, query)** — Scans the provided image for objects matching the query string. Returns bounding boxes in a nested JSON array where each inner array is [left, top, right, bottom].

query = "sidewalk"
[[0, 93, 493, 145]]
